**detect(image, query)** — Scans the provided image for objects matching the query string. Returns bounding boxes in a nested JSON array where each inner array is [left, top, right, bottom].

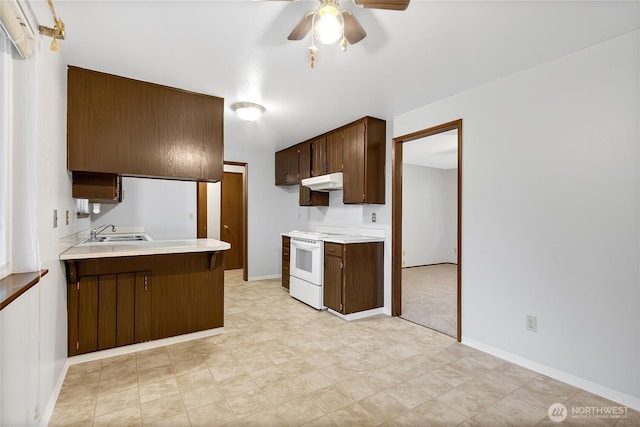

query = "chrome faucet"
[[91, 224, 116, 241]]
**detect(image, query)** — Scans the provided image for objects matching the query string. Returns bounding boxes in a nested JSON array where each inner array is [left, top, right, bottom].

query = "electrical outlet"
[[372, 213, 376, 223], [53, 209, 58, 228], [526, 315, 537, 332], [66, 210, 70, 226]]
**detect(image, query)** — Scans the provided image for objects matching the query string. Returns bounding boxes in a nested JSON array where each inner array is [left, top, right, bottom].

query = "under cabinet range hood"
[[301, 172, 343, 191]]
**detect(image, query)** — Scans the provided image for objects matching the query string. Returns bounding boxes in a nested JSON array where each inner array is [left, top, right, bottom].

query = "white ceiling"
[[403, 129, 457, 169], [27, 1, 640, 153]]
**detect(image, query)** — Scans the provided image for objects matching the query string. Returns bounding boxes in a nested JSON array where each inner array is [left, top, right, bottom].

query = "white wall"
[[91, 177, 197, 240], [207, 182, 221, 239], [224, 146, 295, 280], [402, 164, 457, 267], [1, 34, 87, 425], [394, 30, 640, 409]]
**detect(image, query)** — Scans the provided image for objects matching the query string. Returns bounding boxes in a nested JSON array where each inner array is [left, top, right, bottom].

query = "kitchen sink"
[[78, 234, 151, 245]]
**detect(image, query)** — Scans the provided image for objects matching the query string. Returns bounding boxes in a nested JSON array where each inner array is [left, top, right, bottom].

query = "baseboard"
[[462, 337, 640, 411], [67, 327, 224, 365], [40, 360, 70, 427], [402, 262, 458, 269], [247, 274, 281, 281], [327, 307, 385, 321]]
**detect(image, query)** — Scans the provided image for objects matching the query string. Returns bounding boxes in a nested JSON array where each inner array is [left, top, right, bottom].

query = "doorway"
[[221, 170, 244, 271], [197, 162, 248, 281], [392, 119, 462, 341]]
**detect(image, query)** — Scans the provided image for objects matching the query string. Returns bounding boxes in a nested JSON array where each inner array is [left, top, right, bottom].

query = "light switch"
[[53, 209, 58, 228]]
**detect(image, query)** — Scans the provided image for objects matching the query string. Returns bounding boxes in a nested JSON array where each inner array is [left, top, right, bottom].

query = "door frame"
[[197, 161, 249, 281], [392, 119, 462, 341]]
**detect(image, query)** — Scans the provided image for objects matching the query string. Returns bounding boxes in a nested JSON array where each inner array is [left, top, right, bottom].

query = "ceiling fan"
[[283, 0, 410, 67]]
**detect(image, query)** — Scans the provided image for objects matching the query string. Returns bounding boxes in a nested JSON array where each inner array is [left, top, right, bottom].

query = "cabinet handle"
[[144, 275, 148, 291]]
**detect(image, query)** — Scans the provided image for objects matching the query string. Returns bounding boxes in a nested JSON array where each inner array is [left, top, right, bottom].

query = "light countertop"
[[322, 235, 385, 244], [60, 238, 231, 261]]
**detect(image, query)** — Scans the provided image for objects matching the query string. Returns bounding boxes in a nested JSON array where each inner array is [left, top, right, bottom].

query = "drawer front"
[[324, 242, 343, 257]]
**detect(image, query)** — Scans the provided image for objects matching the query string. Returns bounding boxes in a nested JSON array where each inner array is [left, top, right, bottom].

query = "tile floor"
[[49, 270, 640, 426]]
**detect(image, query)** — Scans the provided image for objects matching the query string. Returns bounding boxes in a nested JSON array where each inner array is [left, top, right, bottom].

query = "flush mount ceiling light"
[[283, 0, 410, 68], [231, 102, 265, 122]]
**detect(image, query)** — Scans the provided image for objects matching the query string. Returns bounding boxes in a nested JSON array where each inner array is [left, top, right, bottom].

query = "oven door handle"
[[291, 241, 321, 251]]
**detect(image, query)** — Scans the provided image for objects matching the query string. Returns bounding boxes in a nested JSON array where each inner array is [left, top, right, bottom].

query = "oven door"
[[289, 238, 323, 285]]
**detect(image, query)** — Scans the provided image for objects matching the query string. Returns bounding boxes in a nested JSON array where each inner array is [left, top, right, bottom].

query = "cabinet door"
[[98, 273, 138, 349], [299, 143, 312, 203], [275, 146, 299, 185], [342, 242, 384, 314], [67, 67, 223, 181], [72, 172, 122, 204], [311, 136, 327, 177], [298, 142, 311, 180], [326, 130, 343, 173], [135, 272, 152, 342], [97, 274, 117, 350], [342, 122, 366, 203], [323, 244, 343, 313], [299, 142, 329, 206], [116, 273, 135, 346], [77, 276, 99, 355]]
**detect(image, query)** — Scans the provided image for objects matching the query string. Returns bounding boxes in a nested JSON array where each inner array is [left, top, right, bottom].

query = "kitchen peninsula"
[[60, 236, 230, 356]]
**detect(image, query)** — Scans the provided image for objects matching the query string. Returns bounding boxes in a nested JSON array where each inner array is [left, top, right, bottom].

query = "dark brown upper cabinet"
[[273, 116, 385, 205], [298, 142, 311, 182], [326, 130, 343, 174], [298, 141, 328, 206], [275, 146, 299, 185], [310, 136, 327, 177], [71, 172, 122, 204], [67, 66, 224, 182], [342, 117, 386, 204]]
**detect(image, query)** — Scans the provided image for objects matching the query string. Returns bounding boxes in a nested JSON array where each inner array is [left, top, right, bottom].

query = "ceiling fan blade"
[[353, 0, 410, 11], [287, 12, 314, 40], [342, 10, 366, 44]]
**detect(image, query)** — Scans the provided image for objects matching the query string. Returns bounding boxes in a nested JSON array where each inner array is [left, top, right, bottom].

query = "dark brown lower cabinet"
[[65, 251, 224, 356], [323, 241, 384, 315], [282, 236, 290, 289], [69, 271, 150, 355]]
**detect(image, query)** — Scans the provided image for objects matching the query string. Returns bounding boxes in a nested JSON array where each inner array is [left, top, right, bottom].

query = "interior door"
[[221, 171, 244, 270]]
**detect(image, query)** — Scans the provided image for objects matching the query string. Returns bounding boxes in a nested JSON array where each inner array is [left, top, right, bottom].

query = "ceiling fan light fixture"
[[313, 1, 344, 45], [231, 102, 265, 122]]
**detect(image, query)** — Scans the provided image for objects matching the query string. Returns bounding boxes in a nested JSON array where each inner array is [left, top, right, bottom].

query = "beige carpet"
[[401, 264, 457, 338]]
